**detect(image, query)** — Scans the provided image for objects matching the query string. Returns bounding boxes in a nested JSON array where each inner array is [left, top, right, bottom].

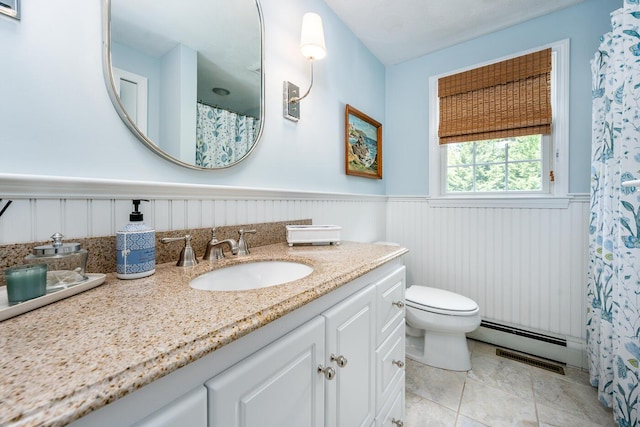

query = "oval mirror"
[[102, 0, 264, 170]]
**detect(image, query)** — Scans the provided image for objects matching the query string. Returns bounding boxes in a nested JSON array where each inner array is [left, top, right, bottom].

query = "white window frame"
[[428, 39, 570, 208]]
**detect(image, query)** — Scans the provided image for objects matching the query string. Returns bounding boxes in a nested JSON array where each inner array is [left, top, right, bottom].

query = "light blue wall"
[[1, 0, 619, 196], [0, 0, 385, 195], [160, 43, 197, 163], [384, 0, 620, 196]]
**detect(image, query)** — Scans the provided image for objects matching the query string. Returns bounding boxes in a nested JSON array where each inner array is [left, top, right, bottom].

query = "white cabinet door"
[[323, 285, 376, 427], [206, 317, 325, 427], [132, 386, 207, 427]]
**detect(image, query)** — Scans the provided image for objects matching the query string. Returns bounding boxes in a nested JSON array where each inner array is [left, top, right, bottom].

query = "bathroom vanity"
[[0, 241, 407, 427]]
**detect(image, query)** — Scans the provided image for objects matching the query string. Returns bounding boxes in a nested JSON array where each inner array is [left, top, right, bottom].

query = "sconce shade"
[[300, 13, 326, 60], [284, 12, 327, 121]]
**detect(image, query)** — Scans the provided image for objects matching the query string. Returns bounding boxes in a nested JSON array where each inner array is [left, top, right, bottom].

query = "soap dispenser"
[[116, 199, 155, 279]]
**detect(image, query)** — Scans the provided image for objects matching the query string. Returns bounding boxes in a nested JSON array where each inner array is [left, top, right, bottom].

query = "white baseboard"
[[467, 322, 587, 369]]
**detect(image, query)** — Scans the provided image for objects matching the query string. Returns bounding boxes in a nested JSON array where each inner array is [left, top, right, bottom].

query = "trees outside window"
[[445, 134, 546, 193]]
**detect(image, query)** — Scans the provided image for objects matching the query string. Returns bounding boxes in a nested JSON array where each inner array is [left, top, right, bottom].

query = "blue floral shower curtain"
[[195, 102, 259, 168], [588, 2, 640, 426]]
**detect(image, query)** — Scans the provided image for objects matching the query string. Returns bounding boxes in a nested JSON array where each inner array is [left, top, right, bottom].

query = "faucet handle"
[[161, 234, 198, 267], [237, 229, 257, 256], [203, 228, 225, 261]]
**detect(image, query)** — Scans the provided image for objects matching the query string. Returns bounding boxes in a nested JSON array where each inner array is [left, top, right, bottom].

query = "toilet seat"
[[406, 286, 479, 316]]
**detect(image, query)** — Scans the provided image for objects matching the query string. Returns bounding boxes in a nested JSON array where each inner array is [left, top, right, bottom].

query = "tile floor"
[[405, 339, 616, 427]]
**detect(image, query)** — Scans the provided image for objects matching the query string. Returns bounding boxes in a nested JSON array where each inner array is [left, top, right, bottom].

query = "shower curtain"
[[195, 102, 259, 168], [588, 2, 640, 426]]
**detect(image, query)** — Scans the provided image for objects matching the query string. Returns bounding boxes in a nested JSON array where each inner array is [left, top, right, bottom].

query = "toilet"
[[405, 285, 481, 371]]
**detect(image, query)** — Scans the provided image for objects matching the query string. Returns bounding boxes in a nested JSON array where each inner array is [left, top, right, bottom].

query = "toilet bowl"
[[405, 285, 480, 371]]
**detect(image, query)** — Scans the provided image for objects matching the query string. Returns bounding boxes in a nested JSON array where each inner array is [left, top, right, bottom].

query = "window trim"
[[428, 39, 569, 205]]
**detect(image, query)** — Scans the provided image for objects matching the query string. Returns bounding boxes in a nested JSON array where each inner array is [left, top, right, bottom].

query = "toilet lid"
[[406, 286, 479, 315]]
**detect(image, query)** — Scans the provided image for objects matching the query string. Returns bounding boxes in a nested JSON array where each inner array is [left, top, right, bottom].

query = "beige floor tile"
[[459, 378, 538, 427], [559, 364, 593, 388], [406, 339, 615, 427], [406, 358, 466, 412], [532, 370, 614, 426], [467, 351, 534, 400], [455, 415, 489, 427], [468, 340, 497, 357], [537, 401, 615, 427], [405, 391, 458, 427]]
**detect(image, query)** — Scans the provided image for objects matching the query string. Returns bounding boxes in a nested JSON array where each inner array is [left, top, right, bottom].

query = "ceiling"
[[323, 0, 585, 65]]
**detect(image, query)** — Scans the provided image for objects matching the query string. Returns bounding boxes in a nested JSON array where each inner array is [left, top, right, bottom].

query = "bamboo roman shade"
[[438, 48, 552, 144]]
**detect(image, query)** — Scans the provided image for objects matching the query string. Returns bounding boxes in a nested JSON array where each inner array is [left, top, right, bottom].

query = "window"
[[428, 40, 568, 200], [446, 134, 550, 193]]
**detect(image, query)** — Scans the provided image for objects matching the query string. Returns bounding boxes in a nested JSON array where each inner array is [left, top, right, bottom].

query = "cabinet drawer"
[[375, 320, 405, 410], [376, 266, 405, 347], [375, 372, 405, 427]]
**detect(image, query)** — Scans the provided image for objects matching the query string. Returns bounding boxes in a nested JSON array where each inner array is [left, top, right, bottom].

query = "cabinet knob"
[[392, 301, 405, 308], [391, 418, 404, 426], [330, 353, 348, 368], [318, 364, 336, 380], [392, 359, 405, 369]]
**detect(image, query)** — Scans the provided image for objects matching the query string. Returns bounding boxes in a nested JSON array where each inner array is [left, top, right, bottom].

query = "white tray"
[[286, 225, 341, 246], [0, 273, 106, 321]]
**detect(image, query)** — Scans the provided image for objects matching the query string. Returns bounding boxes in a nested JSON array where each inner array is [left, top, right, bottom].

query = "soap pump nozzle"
[[130, 199, 149, 222]]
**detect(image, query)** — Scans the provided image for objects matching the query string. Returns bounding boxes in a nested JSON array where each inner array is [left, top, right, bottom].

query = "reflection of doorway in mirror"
[[113, 67, 148, 136]]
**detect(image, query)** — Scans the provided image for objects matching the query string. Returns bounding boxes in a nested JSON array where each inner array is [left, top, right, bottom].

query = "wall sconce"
[[283, 12, 326, 122]]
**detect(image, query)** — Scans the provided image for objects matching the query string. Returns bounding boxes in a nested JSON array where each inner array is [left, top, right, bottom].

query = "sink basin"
[[189, 261, 314, 291]]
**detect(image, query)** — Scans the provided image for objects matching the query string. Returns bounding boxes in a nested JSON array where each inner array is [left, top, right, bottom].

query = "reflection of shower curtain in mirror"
[[195, 102, 258, 168]]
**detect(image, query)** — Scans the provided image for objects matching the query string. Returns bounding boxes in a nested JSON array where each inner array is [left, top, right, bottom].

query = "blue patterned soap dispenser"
[[116, 199, 156, 279]]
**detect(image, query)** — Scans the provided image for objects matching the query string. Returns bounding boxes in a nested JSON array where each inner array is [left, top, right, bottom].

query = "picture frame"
[[345, 104, 382, 179], [0, 0, 20, 20]]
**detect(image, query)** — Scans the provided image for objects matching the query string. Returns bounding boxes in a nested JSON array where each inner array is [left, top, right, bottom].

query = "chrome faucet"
[[160, 234, 198, 267], [237, 229, 257, 256], [203, 228, 238, 261]]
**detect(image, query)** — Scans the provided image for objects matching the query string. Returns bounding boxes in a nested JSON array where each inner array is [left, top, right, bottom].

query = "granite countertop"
[[0, 241, 408, 427]]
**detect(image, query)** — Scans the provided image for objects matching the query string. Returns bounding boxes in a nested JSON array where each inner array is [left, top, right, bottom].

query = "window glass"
[[445, 135, 544, 193]]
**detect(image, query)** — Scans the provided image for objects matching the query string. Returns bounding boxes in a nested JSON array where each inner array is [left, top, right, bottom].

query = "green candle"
[[4, 264, 47, 305]]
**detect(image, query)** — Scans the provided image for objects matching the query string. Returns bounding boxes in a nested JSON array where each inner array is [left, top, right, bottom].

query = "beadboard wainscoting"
[[0, 174, 593, 366], [0, 174, 387, 245], [386, 196, 590, 367]]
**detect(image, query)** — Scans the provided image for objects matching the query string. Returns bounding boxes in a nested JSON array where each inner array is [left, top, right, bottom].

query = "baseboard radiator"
[[467, 320, 586, 368]]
